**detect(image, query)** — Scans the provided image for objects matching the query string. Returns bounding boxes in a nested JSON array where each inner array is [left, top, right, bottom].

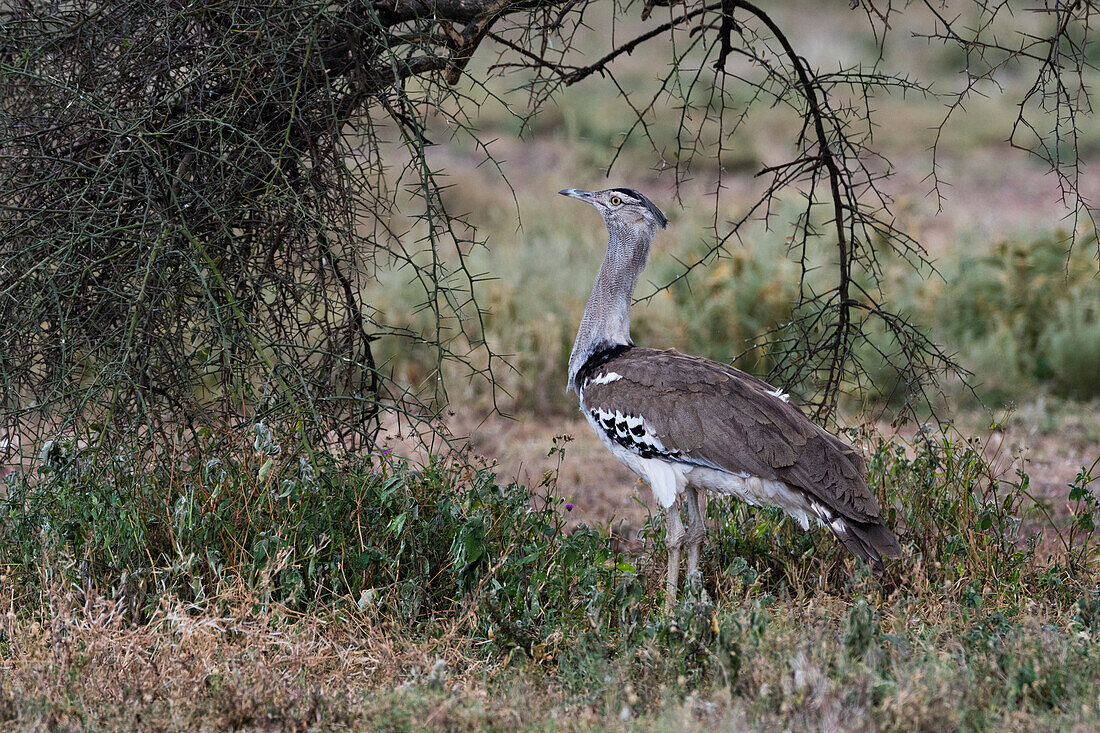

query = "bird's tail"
[[831, 518, 902, 573]]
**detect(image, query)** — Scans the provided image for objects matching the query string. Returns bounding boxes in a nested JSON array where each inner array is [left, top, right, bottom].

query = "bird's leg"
[[684, 487, 706, 587], [664, 502, 685, 614]]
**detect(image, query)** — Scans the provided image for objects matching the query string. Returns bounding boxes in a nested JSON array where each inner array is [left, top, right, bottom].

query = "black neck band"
[[573, 343, 633, 392]]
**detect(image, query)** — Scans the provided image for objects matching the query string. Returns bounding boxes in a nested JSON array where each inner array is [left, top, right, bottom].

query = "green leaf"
[[257, 458, 273, 482], [463, 533, 485, 566], [387, 512, 407, 537], [378, 475, 403, 502]]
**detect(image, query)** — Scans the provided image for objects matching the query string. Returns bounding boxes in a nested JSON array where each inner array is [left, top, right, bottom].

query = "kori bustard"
[[560, 187, 901, 611]]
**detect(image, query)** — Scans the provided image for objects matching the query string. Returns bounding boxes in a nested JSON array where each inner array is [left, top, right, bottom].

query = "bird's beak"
[[559, 188, 595, 200]]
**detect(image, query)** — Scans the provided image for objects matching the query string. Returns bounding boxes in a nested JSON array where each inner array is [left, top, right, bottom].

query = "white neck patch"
[[588, 371, 622, 385]]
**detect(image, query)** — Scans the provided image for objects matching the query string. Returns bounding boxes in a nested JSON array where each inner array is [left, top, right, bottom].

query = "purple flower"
[[565, 503, 574, 511]]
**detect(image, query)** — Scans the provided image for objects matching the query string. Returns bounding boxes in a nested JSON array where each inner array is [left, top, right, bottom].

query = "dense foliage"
[[0, 0, 505, 455], [2, 424, 1096, 644], [0, 425, 1097, 727]]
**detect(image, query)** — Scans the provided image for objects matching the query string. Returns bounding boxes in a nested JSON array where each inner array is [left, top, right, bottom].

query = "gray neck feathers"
[[568, 218, 657, 392]]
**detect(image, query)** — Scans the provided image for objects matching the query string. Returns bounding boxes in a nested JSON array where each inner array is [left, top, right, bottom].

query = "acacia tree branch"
[[523, 0, 957, 420], [370, 0, 558, 25], [4, 0, 1094, 458], [724, 0, 854, 417], [561, 3, 722, 85]]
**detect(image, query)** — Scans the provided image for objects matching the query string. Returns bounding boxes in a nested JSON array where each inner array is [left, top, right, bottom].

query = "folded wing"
[[580, 348, 886, 526]]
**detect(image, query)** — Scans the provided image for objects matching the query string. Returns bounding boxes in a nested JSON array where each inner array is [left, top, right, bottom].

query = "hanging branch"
[[3, 0, 1096, 463], [916, 0, 1099, 253], [530, 0, 959, 421], [0, 0, 541, 459]]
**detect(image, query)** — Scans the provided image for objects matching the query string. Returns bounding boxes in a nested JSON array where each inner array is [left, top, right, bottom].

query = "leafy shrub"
[[3, 422, 1100, 733], [0, 429, 643, 640], [656, 425, 1099, 607], [4, 420, 1099, 723], [870, 429, 1033, 583], [933, 234, 1100, 403], [1042, 295, 1100, 400]]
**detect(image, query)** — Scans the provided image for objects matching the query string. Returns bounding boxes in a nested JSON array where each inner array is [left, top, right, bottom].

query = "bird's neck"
[[568, 224, 653, 391]]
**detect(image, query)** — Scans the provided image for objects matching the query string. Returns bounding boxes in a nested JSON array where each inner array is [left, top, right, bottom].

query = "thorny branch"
[[915, 0, 1099, 241], [496, 0, 1097, 421], [506, 0, 961, 421], [0, 0, 555, 458], [2, 0, 1097, 461]]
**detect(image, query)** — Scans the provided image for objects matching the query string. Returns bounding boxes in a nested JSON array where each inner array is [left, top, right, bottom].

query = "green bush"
[[933, 234, 1100, 403], [3, 423, 1100, 728], [1042, 295, 1100, 400], [691, 425, 1074, 599], [7, 422, 1092, 620], [0, 430, 642, 637]]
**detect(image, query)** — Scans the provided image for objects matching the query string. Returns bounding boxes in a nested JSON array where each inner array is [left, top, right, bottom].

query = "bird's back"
[[578, 347, 893, 532]]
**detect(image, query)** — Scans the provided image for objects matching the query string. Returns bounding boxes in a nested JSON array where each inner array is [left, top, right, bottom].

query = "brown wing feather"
[[582, 348, 884, 524]]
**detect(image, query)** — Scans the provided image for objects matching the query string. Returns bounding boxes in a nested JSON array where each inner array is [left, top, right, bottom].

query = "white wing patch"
[[765, 387, 791, 403], [579, 406, 686, 508], [588, 371, 623, 385], [590, 407, 676, 458]]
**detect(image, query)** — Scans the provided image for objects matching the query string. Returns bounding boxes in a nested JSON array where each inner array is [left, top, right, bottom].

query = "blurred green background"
[[363, 3, 1100, 421]]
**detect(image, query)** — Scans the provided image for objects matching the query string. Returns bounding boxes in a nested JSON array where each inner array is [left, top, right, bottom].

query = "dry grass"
[[2, 422, 1098, 730], [5, 574, 1100, 731]]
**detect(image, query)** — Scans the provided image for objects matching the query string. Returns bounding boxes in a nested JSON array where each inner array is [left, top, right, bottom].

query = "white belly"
[[683, 465, 816, 529]]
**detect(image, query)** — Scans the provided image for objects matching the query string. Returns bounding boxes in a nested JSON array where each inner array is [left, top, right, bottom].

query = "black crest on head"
[[610, 188, 668, 229]]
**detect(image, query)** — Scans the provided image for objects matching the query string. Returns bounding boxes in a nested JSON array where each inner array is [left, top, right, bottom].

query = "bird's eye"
[[609, 196, 622, 206]]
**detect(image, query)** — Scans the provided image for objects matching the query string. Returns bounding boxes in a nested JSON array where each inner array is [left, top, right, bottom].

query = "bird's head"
[[559, 187, 668, 235]]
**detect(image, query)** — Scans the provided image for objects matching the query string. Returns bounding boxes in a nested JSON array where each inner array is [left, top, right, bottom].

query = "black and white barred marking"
[[588, 406, 682, 461], [575, 345, 685, 463]]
